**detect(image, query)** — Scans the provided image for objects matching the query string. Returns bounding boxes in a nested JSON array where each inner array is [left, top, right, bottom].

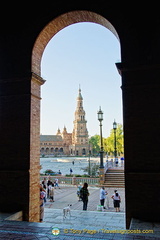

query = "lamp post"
[[113, 120, 117, 161], [97, 107, 104, 184], [97, 107, 104, 169], [88, 140, 91, 176]]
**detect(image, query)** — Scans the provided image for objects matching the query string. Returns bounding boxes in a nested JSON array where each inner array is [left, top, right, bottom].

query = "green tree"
[[82, 162, 99, 177], [103, 123, 124, 156], [89, 135, 100, 155], [89, 124, 123, 156]]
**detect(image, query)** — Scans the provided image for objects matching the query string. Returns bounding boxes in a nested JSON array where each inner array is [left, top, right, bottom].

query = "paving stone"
[[0, 186, 160, 239]]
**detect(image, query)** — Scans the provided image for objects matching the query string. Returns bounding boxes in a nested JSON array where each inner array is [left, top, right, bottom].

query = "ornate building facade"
[[40, 88, 91, 156]]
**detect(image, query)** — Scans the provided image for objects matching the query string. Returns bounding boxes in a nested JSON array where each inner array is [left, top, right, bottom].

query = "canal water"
[[40, 157, 100, 176]]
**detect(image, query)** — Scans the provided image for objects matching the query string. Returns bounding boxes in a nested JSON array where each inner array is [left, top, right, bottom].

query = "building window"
[[82, 148, 86, 155], [51, 148, 54, 153], [60, 148, 63, 152]]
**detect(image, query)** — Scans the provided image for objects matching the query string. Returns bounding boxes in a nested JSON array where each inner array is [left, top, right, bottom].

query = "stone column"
[[0, 72, 45, 222], [29, 73, 45, 221], [72, 176, 76, 185], [117, 63, 160, 228]]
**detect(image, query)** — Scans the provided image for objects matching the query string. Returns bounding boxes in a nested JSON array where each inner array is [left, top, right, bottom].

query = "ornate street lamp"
[[113, 120, 117, 161], [88, 139, 91, 176], [97, 107, 104, 169]]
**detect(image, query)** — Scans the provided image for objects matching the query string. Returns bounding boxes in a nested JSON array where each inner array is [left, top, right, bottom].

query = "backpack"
[[80, 188, 84, 199]]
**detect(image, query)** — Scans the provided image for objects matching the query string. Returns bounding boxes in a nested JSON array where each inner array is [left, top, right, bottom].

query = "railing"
[[104, 159, 124, 173], [104, 160, 113, 172], [74, 177, 99, 186], [40, 175, 99, 186]]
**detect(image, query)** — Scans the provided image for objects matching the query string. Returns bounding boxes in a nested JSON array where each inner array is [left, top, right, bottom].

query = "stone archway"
[[31, 10, 120, 222], [32, 10, 119, 75]]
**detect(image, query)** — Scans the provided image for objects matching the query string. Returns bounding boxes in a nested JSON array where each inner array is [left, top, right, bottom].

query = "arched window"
[[59, 148, 63, 152], [51, 148, 54, 153], [46, 148, 49, 153], [82, 148, 86, 155]]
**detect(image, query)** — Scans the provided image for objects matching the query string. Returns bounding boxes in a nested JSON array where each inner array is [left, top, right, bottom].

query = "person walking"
[[40, 186, 46, 222], [47, 177, 52, 199], [111, 190, 121, 212], [100, 187, 107, 210], [80, 182, 90, 210], [54, 178, 60, 189], [41, 178, 47, 202], [49, 183, 55, 202], [41, 177, 47, 190]]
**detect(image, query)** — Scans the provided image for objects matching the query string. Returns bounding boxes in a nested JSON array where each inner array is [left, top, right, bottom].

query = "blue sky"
[[40, 22, 122, 138]]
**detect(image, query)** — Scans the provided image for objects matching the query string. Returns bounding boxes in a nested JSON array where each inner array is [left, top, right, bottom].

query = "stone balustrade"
[[40, 175, 99, 186]]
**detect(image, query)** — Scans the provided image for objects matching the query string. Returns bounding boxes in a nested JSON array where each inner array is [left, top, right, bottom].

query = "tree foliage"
[[90, 124, 124, 156], [82, 162, 99, 177], [89, 135, 100, 154], [103, 123, 124, 155]]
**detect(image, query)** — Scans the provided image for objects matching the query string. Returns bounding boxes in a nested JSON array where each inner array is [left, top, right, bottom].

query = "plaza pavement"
[[0, 185, 160, 239], [44, 185, 125, 212]]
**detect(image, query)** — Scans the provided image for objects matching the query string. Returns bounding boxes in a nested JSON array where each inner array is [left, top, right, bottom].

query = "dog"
[[63, 204, 72, 219]]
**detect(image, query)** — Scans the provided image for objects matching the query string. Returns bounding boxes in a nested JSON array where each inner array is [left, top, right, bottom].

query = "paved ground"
[[0, 185, 160, 239], [44, 185, 125, 212]]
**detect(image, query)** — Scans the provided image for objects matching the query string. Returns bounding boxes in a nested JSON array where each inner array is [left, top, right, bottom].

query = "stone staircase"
[[103, 168, 125, 188]]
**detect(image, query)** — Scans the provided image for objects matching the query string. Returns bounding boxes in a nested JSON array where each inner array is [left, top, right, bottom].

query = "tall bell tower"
[[70, 87, 90, 156]]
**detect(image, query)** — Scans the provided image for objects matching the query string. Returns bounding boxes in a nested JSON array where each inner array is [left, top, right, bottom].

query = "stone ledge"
[[5, 211, 23, 221]]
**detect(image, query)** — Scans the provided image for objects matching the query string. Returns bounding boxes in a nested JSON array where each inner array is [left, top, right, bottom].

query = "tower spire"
[[70, 87, 91, 156], [77, 86, 83, 101]]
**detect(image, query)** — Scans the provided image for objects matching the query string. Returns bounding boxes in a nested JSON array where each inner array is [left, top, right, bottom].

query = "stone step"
[[104, 168, 125, 188], [107, 169, 124, 173], [103, 185, 125, 188], [105, 178, 125, 181], [105, 176, 124, 178], [104, 180, 125, 184], [105, 178, 125, 180], [105, 174, 125, 178], [105, 175, 124, 178]]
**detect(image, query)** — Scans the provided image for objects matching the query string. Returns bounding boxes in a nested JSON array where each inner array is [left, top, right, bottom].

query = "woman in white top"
[[111, 190, 121, 212]]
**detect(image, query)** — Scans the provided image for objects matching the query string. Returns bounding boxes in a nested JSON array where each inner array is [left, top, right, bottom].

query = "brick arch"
[[32, 10, 119, 76], [30, 10, 120, 222]]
